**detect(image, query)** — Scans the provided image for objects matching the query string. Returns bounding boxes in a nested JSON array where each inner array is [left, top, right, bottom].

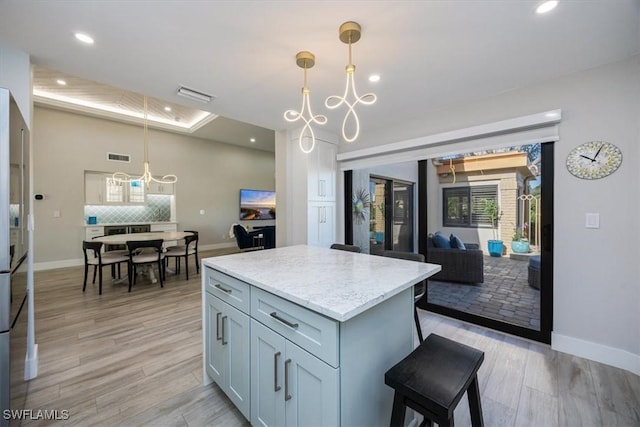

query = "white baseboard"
[[33, 242, 238, 271], [199, 242, 237, 251], [24, 343, 38, 380], [552, 332, 640, 375], [34, 258, 83, 271]]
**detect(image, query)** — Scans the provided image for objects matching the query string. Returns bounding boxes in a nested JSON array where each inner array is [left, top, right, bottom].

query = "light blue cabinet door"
[[226, 304, 250, 420], [205, 293, 226, 386], [285, 341, 339, 427], [251, 320, 286, 427]]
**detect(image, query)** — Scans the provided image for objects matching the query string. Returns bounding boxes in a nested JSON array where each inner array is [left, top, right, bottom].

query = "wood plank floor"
[[17, 248, 640, 426]]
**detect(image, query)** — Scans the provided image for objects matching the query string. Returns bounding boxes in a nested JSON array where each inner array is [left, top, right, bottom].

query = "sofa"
[[426, 235, 484, 284]]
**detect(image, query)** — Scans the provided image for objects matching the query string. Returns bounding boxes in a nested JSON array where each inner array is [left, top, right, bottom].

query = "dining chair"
[[164, 231, 199, 280], [330, 243, 361, 253], [382, 250, 427, 343], [126, 239, 165, 292], [92, 235, 127, 278], [82, 240, 128, 295]]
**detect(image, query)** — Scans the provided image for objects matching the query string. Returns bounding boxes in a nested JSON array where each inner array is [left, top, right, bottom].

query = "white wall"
[[341, 55, 640, 373], [33, 106, 275, 266]]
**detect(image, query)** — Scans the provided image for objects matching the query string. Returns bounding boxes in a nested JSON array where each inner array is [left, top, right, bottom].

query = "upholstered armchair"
[[233, 224, 264, 251]]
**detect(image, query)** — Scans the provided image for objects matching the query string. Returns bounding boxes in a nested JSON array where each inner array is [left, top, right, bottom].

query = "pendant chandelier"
[[284, 51, 328, 153], [325, 21, 377, 143], [113, 96, 178, 189]]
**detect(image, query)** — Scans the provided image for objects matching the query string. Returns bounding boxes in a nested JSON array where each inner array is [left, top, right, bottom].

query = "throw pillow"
[[450, 233, 466, 250], [432, 231, 451, 249]]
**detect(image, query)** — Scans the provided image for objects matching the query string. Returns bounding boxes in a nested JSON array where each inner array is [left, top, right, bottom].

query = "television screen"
[[240, 189, 276, 220]]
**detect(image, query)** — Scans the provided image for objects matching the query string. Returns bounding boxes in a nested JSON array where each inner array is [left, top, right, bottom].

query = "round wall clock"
[[566, 141, 622, 180]]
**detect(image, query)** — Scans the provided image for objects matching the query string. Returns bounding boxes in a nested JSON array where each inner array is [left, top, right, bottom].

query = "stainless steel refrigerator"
[[0, 88, 30, 425]]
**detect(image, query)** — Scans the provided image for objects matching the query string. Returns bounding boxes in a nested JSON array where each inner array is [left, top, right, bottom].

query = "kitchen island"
[[202, 245, 441, 426]]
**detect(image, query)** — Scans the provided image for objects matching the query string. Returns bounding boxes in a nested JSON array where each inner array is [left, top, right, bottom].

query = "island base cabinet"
[[251, 320, 339, 427], [204, 292, 250, 420]]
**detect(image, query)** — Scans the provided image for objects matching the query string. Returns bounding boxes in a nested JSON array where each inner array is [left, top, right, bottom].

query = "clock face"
[[566, 141, 622, 180]]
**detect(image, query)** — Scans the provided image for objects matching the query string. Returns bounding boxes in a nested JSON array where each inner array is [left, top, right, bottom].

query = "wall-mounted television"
[[240, 189, 276, 220]]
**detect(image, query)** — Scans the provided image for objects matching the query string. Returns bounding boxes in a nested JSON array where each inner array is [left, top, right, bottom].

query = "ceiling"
[[1, 1, 638, 153]]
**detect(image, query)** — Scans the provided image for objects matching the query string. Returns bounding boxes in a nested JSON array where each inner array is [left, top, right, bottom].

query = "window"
[[443, 185, 498, 227]]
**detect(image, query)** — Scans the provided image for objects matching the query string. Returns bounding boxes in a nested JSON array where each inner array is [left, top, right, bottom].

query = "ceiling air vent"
[[107, 152, 131, 163]]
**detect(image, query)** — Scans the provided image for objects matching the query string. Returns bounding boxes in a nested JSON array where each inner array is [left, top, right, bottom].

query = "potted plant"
[[511, 225, 530, 253], [483, 199, 503, 257]]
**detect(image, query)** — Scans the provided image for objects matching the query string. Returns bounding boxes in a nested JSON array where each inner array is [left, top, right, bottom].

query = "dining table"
[[92, 231, 194, 283], [92, 231, 193, 245]]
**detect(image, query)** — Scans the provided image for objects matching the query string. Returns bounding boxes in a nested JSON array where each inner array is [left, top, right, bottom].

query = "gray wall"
[[341, 55, 640, 370], [33, 106, 275, 266]]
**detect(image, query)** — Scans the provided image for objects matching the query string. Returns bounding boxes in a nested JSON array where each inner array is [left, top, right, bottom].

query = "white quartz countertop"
[[202, 245, 441, 322]]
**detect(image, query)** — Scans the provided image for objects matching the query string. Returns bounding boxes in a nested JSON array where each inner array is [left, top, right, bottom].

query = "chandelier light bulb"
[[325, 21, 376, 143], [284, 51, 327, 153]]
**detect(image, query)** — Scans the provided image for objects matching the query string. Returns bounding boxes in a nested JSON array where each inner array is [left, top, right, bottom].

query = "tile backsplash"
[[84, 195, 171, 224]]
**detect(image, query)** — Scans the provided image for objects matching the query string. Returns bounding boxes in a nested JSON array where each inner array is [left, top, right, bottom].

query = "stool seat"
[[385, 334, 484, 427]]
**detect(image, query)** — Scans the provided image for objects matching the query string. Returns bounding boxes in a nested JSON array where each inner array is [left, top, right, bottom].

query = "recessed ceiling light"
[[368, 74, 381, 83], [56, 79, 67, 86], [536, 1, 558, 14], [164, 106, 172, 112], [74, 32, 94, 44], [250, 138, 256, 143]]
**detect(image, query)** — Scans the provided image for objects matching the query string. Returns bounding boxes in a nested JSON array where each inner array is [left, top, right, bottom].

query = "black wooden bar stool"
[[385, 334, 484, 427]]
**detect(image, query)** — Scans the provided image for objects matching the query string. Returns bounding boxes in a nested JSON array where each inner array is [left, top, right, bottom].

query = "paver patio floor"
[[427, 254, 541, 329]]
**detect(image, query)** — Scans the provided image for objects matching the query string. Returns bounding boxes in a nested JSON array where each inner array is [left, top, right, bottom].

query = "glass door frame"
[[417, 143, 554, 344]]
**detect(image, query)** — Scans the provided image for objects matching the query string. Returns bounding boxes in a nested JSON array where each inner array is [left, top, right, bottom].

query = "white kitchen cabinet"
[[147, 180, 174, 195], [84, 172, 146, 205], [307, 202, 335, 248], [150, 223, 177, 232], [306, 139, 337, 202], [287, 132, 338, 247], [85, 226, 104, 241], [204, 292, 251, 419], [84, 172, 106, 205], [251, 320, 339, 427]]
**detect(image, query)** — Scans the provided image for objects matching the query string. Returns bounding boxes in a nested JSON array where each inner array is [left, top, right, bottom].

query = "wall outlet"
[[53, 210, 61, 218], [199, 209, 205, 215]]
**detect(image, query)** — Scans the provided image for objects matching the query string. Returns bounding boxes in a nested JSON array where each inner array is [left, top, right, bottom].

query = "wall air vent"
[[107, 152, 131, 163]]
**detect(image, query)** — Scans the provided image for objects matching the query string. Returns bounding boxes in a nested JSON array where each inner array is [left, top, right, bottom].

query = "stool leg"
[[414, 306, 424, 343], [467, 375, 484, 427], [390, 392, 406, 427]]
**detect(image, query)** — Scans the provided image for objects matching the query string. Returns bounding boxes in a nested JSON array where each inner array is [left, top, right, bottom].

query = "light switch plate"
[[585, 213, 599, 229], [199, 209, 205, 215], [53, 210, 61, 218]]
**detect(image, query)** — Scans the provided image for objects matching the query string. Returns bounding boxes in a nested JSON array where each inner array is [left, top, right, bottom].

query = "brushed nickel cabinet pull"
[[284, 358, 292, 401], [215, 283, 232, 293], [274, 351, 282, 392], [216, 312, 222, 341], [270, 312, 299, 329], [221, 315, 228, 345]]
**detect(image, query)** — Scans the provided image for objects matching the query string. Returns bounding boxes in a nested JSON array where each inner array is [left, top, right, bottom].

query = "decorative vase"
[[488, 240, 503, 257], [511, 240, 530, 254]]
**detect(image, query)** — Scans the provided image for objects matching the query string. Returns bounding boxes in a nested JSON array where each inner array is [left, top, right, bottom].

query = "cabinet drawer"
[[85, 226, 104, 240], [251, 287, 338, 367], [205, 268, 250, 314]]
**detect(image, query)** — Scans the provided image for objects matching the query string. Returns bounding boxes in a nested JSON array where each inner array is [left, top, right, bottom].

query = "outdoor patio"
[[426, 254, 540, 330]]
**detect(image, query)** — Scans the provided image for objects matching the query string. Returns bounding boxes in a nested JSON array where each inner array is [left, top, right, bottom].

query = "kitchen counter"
[[84, 221, 177, 227], [202, 244, 441, 322], [202, 245, 441, 425]]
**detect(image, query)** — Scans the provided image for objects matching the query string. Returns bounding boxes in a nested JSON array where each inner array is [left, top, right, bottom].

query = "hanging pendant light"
[[113, 96, 178, 189], [284, 51, 327, 153], [325, 21, 376, 143]]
